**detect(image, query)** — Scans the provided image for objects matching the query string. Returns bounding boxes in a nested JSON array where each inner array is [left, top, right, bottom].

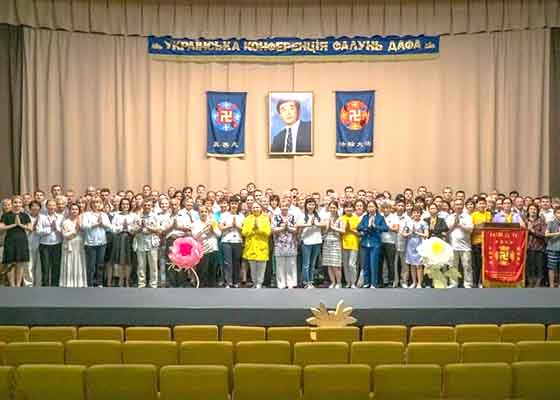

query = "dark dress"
[[424, 216, 449, 240], [1, 211, 31, 264]]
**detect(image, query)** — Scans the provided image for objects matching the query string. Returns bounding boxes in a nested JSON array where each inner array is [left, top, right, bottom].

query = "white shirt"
[[542, 209, 555, 223], [394, 213, 411, 252], [298, 214, 323, 245], [381, 213, 399, 244], [192, 219, 221, 254], [446, 212, 473, 251], [36, 213, 64, 245], [28, 215, 41, 250], [219, 212, 245, 243], [160, 212, 192, 239], [81, 211, 111, 246], [132, 212, 160, 251], [180, 209, 200, 222], [283, 120, 301, 152], [111, 212, 139, 234]]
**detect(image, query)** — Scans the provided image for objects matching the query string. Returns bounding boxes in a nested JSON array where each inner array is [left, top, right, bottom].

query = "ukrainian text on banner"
[[335, 91, 375, 156], [482, 226, 528, 288], [207, 91, 246, 157], [148, 35, 439, 62]]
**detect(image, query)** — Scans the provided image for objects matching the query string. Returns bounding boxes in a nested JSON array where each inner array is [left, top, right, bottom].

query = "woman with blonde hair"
[[242, 202, 271, 289]]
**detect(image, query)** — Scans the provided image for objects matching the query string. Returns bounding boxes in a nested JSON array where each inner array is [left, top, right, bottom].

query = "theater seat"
[[455, 324, 501, 343], [350, 342, 404, 391], [547, 324, 560, 341], [0, 326, 29, 343], [5, 342, 64, 366], [235, 341, 291, 364], [160, 365, 229, 400], [86, 364, 158, 400], [303, 364, 371, 400], [374, 364, 441, 400], [233, 363, 302, 400], [122, 341, 178, 369], [65, 340, 122, 366], [180, 341, 234, 389], [314, 327, 360, 344], [500, 323, 545, 343], [407, 343, 460, 367], [0, 342, 5, 365], [293, 342, 348, 367], [267, 327, 312, 345], [125, 326, 171, 341], [512, 361, 560, 399], [221, 326, 265, 344], [0, 366, 13, 400], [443, 363, 512, 400], [78, 326, 124, 342], [29, 326, 77, 343], [461, 342, 516, 364], [409, 326, 455, 343], [516, 341, 560, 362], [361, 325, 407, 345], [15, 365, 86, 400], [173, 325, 218, 342]]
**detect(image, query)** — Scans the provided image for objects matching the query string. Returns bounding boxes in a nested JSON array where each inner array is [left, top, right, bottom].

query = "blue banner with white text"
[[207, 91, 246, 157], [336, 91, 375, 156], [149, 35, 439, 62]]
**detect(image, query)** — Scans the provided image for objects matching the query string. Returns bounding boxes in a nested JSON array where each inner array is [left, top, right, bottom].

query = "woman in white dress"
[[60, 203, 87, 287]]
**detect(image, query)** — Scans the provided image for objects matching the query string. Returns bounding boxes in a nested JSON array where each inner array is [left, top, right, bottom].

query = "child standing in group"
[[403, 206, 429, 288]]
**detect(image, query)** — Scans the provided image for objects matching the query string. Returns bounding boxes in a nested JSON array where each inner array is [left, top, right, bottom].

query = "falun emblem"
[[212, 101, 241, 132], [339, 100, 370, 130]]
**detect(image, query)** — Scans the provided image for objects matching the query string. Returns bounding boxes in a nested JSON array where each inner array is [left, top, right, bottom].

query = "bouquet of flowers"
[[168, 237, 203, 288], [417, 237, 460, 288]]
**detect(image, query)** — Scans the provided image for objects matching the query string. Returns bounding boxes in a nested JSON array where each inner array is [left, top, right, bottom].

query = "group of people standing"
[[1, 183, 559, 289]]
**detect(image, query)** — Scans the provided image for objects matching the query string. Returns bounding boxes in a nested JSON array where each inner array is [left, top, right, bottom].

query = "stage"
[[1, 288, 559, 327]]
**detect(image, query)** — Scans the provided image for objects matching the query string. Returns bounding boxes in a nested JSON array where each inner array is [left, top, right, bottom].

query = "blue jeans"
[[85, 245, 106, 287], [301, 244, 321, 284], [361, 245, 381, 287]]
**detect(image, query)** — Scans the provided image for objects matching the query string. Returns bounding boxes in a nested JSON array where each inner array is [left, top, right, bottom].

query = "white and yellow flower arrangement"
[[417, 237, 460, 288]]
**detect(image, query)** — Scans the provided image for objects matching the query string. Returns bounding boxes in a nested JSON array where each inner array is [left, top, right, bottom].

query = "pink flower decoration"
[[168, 237, 203, 270]]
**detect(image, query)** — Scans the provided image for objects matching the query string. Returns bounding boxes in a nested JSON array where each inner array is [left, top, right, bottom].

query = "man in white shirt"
[[541, 196, 555, 223], [380, 201, 399, 287], [160, 198, 192, 288], [36, 199, 64, 286], [132, 200, 160, 289], [446, 199, 474, 288]]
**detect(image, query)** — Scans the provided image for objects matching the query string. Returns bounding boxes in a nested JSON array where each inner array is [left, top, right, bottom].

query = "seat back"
[[461, 342, 516, 364], [361, 326, 407, 345], [235, 341, 291, 364], [5, 342, 65, 366], [516, 341, 560, 362], [455, 324, 501, 344], [500, 324, 545, 343], [221, 326, 265, 344], [303, 364, 371, 400], [443, 362, 512, 399], [15, 365, 86, 400], [233, 363, 302, 400], [29, 326, 77, 343], [65, 340, 122, 366], [160, 365, 229, 400], [267, 327, 312, 345], [407, 343, 460, 367], [350, 342, 404, 391], [0, 326, 29, 343], [125, 327, 171, 341], [293, 342, 349, 367], [173, 325, 219, 342], [512, 361, 560, 399], [409, 326, 455, 343], [547, 324, 560, 341], [122, 341, 178, 368], [374, 364, 441, 400], [0, 366, 13, 400], [314, 327, 360, 344], [78, 326, 124, 342], [86, 364, 158, 400]]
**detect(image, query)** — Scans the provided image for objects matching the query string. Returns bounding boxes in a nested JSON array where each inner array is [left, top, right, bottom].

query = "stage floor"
[[1, 288, 560, 327]]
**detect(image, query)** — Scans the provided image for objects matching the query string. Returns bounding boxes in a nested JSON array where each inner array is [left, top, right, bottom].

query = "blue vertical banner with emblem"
[[335, 90, 375, 156], [207, 91, 246, 157]]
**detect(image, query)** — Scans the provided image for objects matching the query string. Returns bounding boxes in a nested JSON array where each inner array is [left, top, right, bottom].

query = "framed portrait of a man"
[[269, 92, 313, 155]]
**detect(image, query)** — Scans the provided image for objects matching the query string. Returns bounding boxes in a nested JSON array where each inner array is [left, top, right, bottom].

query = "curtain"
[[21, 27, 550, 195], [2, 0, 559, 37], [551, 28, 560, 196], [0, 24, 23, 197]]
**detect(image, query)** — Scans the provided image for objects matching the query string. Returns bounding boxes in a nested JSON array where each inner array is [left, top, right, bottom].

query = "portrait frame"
[[268, 91, 314, 156]]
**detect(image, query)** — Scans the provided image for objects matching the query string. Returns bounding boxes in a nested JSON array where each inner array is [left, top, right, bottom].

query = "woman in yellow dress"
[[242, 202, 271, 289]]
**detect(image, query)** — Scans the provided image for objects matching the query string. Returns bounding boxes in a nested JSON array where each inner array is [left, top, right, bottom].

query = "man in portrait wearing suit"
[[271, 99, 312, 153]]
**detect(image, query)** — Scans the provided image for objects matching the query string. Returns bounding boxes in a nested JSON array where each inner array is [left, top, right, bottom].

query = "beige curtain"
[[3, 0, 560, 36], [21, 26, 550, 195]]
